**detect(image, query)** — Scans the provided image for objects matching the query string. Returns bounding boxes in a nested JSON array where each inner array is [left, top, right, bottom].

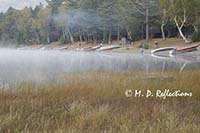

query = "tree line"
[[0, 0, 200, 45]]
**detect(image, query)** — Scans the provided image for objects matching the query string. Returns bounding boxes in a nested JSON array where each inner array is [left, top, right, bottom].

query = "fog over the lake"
[[0, 49, 200, 84]]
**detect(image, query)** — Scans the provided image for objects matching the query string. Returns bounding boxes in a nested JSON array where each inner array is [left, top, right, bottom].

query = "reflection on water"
[[0, 49, 200, 83]]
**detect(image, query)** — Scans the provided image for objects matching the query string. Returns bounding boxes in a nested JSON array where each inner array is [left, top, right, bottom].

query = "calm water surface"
[[0, 49, 200, 83]]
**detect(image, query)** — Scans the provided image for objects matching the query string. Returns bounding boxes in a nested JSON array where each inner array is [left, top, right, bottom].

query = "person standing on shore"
[[139, 43, 144, 53], [154, 41, 159, 48]]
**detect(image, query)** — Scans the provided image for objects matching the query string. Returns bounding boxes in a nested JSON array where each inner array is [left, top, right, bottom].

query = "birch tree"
[[159, 0, 170, 40], [160, 0, 198, 43]]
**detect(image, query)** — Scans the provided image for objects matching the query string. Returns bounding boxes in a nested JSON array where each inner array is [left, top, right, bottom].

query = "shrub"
[[143, 43, 149, 49], [191, 31, 200, 42], [138, 43, 149, 50], [60, 36, 66, 44]]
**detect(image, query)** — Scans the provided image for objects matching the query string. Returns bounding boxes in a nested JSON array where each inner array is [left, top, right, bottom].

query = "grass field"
[[0, 70, 200, 132]]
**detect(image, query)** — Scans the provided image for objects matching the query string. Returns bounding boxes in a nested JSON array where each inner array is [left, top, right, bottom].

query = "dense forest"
[[0, 0, 200, 45]]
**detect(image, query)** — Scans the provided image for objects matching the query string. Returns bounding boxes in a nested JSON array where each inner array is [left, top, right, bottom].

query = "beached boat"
[[84, 45, 102, 51], [97, 45, 122, 51], [169, 44, 199, 55], [151, 47, 176, 54], [54, 46, 68, 50]]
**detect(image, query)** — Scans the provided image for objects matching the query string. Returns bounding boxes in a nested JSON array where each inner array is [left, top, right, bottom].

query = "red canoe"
[[170, 44, 199, 55]]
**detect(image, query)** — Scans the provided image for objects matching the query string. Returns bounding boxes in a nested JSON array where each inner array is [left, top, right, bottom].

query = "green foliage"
[[59, 35, 66, 44], [46, 0, 63, 15], [160, 0, 199, 27], [0, 0, 199, 45], [191, 31, 200, 42], [143, 43, 149, 49], [138, 43, 149, 49]]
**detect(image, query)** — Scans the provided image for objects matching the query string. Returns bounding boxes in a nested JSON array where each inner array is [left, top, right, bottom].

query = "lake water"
[[0, 49, 200, 84]]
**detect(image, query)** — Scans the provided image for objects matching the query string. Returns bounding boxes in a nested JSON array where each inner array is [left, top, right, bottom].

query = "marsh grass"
[[0, 70, 200, 132]]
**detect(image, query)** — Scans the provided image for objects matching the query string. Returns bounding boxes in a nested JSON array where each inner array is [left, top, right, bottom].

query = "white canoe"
[[151, 47, 176, 54], [97, 45, 122, 51], [84, 45, 102, 51]]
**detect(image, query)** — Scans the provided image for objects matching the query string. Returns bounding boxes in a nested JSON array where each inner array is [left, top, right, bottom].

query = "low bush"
[[191, 31, 200, 42]]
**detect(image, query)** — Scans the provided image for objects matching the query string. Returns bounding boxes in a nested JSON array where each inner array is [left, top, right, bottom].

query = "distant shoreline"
[[12, 38, 199, 53]]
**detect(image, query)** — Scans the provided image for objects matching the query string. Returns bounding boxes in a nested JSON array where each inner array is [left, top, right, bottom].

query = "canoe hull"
[[84, 46, 102, 51], [97, 45, 122, 51], [151, 47, 176, 54], [170, 45, 199, 55]]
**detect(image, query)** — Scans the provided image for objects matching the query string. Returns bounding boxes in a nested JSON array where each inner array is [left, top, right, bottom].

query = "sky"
[[0, 0, 47, 12]]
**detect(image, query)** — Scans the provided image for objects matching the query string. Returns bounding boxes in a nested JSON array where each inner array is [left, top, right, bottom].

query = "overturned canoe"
[[97, 45, 122, 51], [170, 44, 199, 55], [54, 46, 68, 50], [84, 45, 102, 51], [151, 47, 176, 54]]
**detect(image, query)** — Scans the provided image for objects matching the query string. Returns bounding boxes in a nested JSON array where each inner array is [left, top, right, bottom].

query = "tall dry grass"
[[0, 70, 200, 132]]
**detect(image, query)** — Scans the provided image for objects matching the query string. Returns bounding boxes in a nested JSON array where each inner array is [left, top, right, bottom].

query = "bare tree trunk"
[[62, 29, 67, 42], [161, 9, 167, 40], [192, 24, 198, 32], [92, 35, 94, 43], [85, 33, 88, 43], [83, 32, 86, 42], [79, 29, 82, 42], [177, 26, 187, 42], [141, 24, 144, 39], [79, 35, 82, 42], [68, 30, 74, 44], [47, 36, 50, 44], [94, 35, 98, 44], [87, 34, 90, 43], [117, 27, 120, 41], [161, 24, 166, 40], [145, 7, 149, 42], [174, 17, 188, 43], [127, 30, 132, 40], [34, 30, 40, 44], [108, 31, 112, 44], [173, 10, 190, 43]]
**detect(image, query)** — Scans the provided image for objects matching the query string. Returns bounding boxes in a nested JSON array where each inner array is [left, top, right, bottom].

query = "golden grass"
[[0, 70, 200, 132], [113, 38, 194, 52], [134, 38, 186, 47]]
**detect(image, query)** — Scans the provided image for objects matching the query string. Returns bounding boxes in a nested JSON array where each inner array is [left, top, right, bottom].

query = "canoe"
[[54, 46, 68, 50], [151, 47, 176, 54], [97, 45, 122, 51], [170, 44, 199, 55], [84, 45, 102, 51]]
